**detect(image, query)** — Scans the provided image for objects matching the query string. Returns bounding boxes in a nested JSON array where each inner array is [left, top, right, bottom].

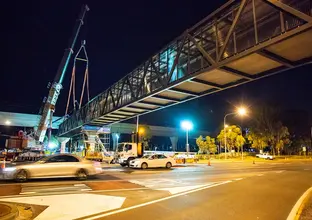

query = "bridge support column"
[[57, 137, 70, 153], [112, 133, 120, 151], [170, 136, 178, 151]]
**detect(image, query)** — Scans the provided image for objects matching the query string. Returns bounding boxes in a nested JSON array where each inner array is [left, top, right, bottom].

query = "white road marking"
[[83, 181, 232, 220], [157, 184, 213, 194], [74, 184, 86, 187], [275, 170, 285, 173], [103, 168, 125, 172], [129, 178, 185, 189], [287, 186, 312, 220], [19, 192, 36, 195], [257, 174, 264, 176], [234, 178, 243, 181], [0, 194, 125, 220], [304, 169, 310, 171], [20, 184, 91, 195]]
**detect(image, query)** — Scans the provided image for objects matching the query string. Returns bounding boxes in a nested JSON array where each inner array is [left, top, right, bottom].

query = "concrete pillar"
[[112, 133, 120, 150], [57, 137, 70, 153], [170, 136, 178, 151]]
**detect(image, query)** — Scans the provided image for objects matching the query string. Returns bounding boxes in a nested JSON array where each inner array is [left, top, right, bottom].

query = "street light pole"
[[223, 107, 247, 160], [181, 120, 193, 154], [186, 128, 189, 153], [235, 124, 244, 160]]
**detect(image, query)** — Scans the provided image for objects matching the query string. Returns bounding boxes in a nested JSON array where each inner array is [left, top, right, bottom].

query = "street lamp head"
[[181, 120, 193, 131], [224, 124, 229, 128], [139, 128, 144, 134], [237, 107, 247, 116]]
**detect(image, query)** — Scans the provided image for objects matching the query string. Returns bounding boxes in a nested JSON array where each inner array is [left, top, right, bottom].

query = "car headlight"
[[3, 167, 16, 172]]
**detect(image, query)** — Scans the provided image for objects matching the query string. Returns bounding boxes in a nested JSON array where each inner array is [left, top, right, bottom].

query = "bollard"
[[253, 160, 255, 164], [208, 160, 211, 166]]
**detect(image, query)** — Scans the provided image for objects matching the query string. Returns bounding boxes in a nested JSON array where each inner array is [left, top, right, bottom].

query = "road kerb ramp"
[[287, 186, 312, 220]]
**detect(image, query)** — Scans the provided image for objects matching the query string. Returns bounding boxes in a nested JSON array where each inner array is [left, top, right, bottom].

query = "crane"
[[35, 5, 90, 143]]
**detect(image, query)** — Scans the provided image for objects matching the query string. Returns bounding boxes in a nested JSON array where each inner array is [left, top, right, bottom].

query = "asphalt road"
[[0, 160, 311, 220]]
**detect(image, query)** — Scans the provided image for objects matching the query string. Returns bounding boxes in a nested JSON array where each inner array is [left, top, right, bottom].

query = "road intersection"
[[0, 160, 311, 219]]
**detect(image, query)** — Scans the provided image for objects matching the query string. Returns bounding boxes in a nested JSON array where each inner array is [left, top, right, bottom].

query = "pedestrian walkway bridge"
[[59, 0, 312, 137]]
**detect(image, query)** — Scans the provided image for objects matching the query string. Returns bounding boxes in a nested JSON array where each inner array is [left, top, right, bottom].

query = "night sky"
[[1, 0, 312, 134]]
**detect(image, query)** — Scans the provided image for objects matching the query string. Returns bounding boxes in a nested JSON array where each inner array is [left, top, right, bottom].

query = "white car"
[[256, 153, 274, 160], [0, 154, 103, 182], [130, 154, 176, 169]]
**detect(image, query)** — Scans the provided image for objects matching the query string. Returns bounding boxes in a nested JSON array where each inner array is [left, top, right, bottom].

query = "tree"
[[249, 105, 290, 155], [288, 136, 311, 155], [206, 136, 217, 154], [271, 122, 290, 155], [196, 135, 217, 155], [217, 125, 245, 152], [247, 131, 268, 151], [235, 135, 246, 153], [196, 135, 206, 153]]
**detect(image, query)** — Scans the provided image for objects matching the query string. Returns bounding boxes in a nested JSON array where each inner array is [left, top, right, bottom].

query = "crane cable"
[[65, 40, 89, 116], [79, 44, 90, 109]]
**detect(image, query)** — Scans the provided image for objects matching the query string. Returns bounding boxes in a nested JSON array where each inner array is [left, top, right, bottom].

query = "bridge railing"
[[58, 0, 312, 136]]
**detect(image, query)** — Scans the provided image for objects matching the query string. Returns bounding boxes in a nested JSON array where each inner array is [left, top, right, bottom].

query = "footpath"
[[299, 189, 312, 220]]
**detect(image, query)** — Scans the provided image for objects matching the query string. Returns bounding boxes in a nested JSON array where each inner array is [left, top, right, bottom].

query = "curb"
[[0, 203, 19, 220], [287, 186, 312, 220]]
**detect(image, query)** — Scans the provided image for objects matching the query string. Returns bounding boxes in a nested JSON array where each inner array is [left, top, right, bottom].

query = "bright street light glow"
[[5, 120, 11, 125], [139, 128, 144, 134], [115, 133, 120, 139], [237, 107, 247, 116], [224, 124, 229, 128], [48, 142, 57, 149], [181, 120, 193, 153], [181, 120, 193, 131]]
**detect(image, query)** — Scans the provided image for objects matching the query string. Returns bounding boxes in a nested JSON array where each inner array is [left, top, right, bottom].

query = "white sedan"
[[130, 154, 176, 169], [0, 154, 103, 182]]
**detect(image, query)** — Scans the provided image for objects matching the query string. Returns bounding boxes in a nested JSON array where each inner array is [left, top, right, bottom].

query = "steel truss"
[[59, 0, 312, 136]]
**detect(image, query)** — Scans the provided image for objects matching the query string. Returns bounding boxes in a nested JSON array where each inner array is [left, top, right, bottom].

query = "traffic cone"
[[208, 159, 211, 166], [1, 159, 5, 169]]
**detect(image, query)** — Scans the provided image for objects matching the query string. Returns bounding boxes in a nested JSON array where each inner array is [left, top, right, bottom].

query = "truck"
[[116, 142, 144, 167], [115, 142, 181, 166]]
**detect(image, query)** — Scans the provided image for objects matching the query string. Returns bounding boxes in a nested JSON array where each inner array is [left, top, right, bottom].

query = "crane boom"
[[36, 5, 90, 142]]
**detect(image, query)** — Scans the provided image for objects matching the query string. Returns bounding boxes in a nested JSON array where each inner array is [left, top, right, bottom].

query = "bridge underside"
[[58, 0, 312, 137]]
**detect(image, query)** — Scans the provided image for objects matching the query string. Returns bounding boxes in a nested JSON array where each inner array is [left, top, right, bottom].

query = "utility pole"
[[136, 116, 139, 145]]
